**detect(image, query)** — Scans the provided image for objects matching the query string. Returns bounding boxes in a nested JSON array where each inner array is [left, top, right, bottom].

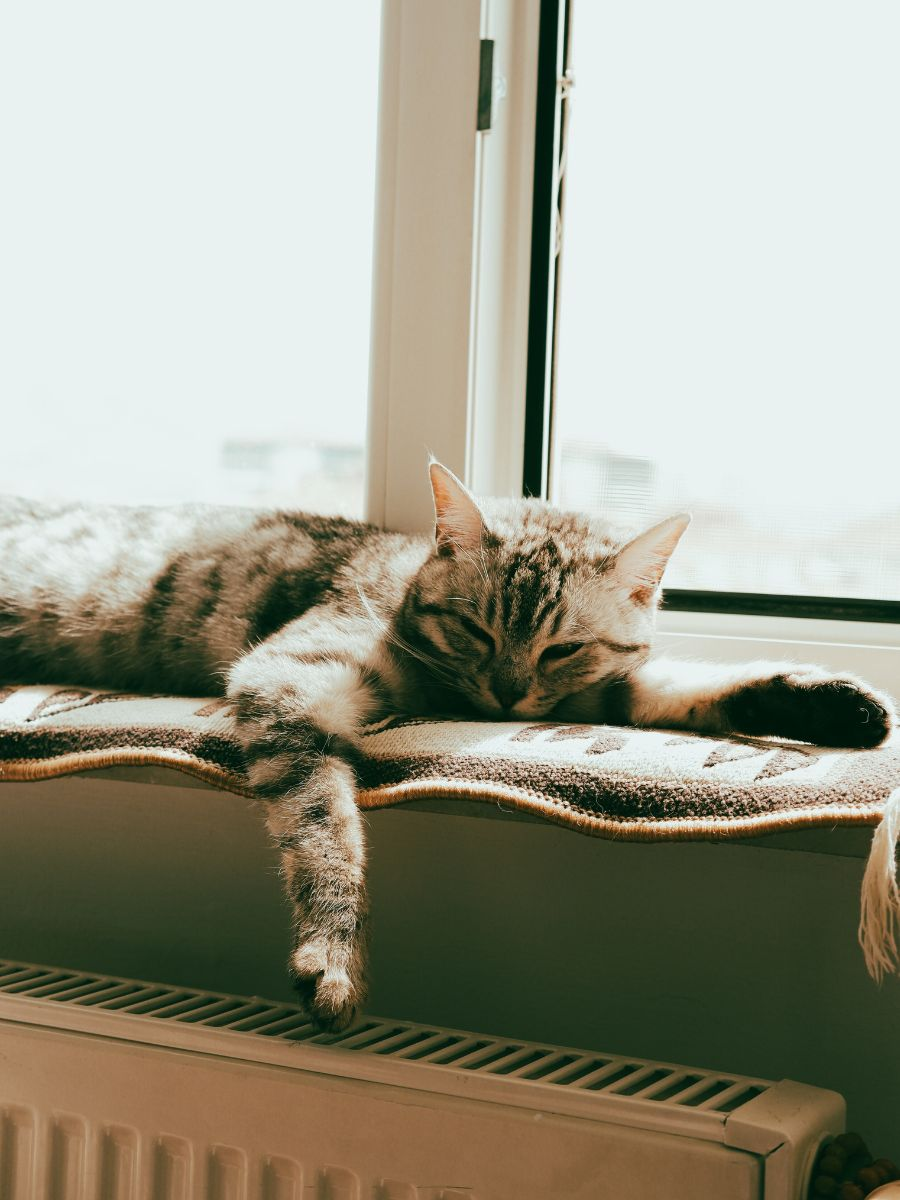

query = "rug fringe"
[[859, 786, 900, 982]]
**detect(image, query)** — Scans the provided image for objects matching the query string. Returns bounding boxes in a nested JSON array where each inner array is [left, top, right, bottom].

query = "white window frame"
[[365, 0, 900, 699], [365, 0, 541, 533]]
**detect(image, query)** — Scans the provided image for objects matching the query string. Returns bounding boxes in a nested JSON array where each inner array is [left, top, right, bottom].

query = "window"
[[5, 0, 897, 695], [502, 0, 900, 693], [0, 1, 380, 515], [549, 0, 900, 617]]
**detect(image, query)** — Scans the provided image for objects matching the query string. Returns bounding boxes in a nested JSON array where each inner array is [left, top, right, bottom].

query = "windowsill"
[[657, 606, 900, 649], [655, 611, 900, 699]]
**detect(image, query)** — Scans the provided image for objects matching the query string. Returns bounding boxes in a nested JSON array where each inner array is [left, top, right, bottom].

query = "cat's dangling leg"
[[609, 658, 896, 748], [227, 647, 382, 1030], [265, 753, 368, 1029]]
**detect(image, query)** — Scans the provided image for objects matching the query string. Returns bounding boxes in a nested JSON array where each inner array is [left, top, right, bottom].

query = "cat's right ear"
[[612, 512, 692, 605], [428, 460, 485, 557]]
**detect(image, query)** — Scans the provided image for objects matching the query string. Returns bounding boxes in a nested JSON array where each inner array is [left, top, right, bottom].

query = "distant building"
[[557, 441, 656, 524], [219, 438, 365, 515]]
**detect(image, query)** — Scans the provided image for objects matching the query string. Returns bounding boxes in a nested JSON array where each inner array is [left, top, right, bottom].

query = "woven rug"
[[1, 682, 899, 841]]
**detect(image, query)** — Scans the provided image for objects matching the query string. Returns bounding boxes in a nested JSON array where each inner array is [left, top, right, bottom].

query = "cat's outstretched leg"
[[228, 646, 381, 1030], [610, 658, 896, 748]]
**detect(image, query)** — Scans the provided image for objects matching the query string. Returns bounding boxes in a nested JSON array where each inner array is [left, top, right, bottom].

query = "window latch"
[[477, 39, 495, 131]]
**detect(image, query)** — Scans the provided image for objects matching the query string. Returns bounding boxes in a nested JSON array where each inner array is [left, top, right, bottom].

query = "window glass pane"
[[553, 1, 900, 600], [0, 1, 380, 515]]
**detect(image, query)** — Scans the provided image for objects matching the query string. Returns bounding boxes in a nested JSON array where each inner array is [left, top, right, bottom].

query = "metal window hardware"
[[477, 39, 495, 131]]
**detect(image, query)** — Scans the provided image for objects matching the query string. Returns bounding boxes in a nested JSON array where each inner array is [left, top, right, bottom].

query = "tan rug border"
[[356, 777, 882, 839], [0, 748, 257, 799], [0, 746, 884, 841]]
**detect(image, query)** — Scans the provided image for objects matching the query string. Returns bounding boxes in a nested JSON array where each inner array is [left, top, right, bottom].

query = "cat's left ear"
[[429, 460, 486, 557], [612, 513, 691, 605]]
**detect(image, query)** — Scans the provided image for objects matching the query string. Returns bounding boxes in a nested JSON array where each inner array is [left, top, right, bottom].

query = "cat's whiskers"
[[459, 543, 489, 588], [388, 631, 459, 686], [356, 583, 400, 637], [356, 585, 459, 688], [478, 542, 492, 588]]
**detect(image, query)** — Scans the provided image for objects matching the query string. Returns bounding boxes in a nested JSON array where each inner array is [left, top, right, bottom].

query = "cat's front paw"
[[289, 933, 367, 1033], [725, 668, 896, 748]]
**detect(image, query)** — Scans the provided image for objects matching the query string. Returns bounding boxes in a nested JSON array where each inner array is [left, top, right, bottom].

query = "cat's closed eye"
[[541, 642, 585, 662], [452, 612, 496, 655]]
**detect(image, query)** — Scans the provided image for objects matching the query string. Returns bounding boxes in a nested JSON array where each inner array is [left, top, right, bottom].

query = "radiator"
[[0, 958, 843, 1200]]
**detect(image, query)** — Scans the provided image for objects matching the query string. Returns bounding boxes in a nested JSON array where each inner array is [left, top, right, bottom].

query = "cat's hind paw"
[[289, 936, 366, 1033], [726, 668, 896, 749]]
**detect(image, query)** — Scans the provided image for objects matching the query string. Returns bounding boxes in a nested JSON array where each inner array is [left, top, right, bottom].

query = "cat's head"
[[400, 461, 690, 719]]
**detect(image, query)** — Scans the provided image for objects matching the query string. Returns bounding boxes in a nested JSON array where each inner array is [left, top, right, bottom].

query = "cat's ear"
[[612, 513, 691, 605], [428, 460, 485, 557]]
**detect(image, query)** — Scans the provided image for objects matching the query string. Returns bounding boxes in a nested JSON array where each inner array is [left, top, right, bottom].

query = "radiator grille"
[[0, 958, 769, 1116]]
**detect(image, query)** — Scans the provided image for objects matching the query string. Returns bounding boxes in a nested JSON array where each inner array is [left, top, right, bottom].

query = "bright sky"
[[554, 0, 900, 516], [2, 2, 899, 529], [0, 1, 379, 502]]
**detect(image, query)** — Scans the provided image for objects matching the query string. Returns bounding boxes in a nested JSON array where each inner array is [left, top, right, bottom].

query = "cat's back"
[[0, 495, 420, 692], [0, 495, 259, 615]]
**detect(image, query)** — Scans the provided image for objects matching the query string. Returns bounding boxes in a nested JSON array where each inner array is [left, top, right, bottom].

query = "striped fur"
[[1, 462, 895, 1028]]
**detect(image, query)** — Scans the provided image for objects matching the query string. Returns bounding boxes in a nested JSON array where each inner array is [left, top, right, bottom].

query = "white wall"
[[1, 773, 898, 1158]]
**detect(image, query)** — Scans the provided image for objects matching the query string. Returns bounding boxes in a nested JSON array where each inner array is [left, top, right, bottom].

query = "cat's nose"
[[491, 677, 528, 711]]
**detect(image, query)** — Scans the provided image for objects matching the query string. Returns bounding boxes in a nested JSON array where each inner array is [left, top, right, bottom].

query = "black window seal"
[[662, 591, 900, 625], [522, 0, 569, 501]]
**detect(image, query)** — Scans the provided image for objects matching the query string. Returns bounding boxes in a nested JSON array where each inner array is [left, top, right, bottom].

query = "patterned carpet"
[[2, 683, 899, 840]]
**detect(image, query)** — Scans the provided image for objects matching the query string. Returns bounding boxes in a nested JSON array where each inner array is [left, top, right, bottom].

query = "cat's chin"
[[469, 699, 553, 721], [509, 704, 554, 721]]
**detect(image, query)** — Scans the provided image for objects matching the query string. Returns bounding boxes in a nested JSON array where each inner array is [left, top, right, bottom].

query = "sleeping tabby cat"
[[0, 461, 894, 1028]]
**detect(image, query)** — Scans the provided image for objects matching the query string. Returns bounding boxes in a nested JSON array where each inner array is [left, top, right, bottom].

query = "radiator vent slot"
[[0, 959, 770, 1116]]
